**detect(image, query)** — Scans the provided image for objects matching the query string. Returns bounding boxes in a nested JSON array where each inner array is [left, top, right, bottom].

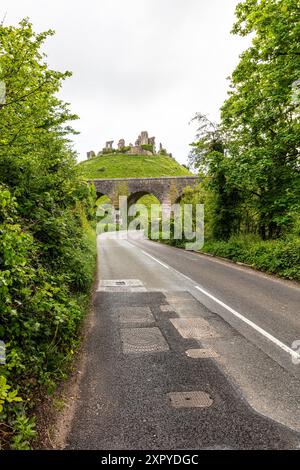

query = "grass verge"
[[201, 235, 300, 281]]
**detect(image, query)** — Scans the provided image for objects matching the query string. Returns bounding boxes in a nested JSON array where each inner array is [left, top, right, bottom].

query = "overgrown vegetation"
[[192, 0, 299, 239], [0, 20, 96, 449], [144, 1, 300, 279], [141, 143, 154, 153], [157, 0, 299, 279], [202, 235, 300, 280], [78, 153, 192, 179]]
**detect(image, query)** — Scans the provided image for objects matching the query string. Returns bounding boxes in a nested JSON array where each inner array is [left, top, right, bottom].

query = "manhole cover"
[[121, 327, 169, 354], [168, 391, 213, 408], [186, 348, 219, 359], [170, 318, 219, 339], [117, 306, 155, 325]]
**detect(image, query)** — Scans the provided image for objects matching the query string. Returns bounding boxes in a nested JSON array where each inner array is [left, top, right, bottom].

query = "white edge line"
[[141, 250, 170, 270], [138, 247, 300, 361], [194, 285, 300, 361]]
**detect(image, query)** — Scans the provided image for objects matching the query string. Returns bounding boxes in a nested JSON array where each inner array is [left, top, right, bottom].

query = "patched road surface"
[[66, 233, 300, 449]]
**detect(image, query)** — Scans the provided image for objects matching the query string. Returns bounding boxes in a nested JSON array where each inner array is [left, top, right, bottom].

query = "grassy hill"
[[78, 153, 192, 179]]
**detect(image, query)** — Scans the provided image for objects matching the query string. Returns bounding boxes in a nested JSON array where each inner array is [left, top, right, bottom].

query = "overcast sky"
[[1, 0, 250, 164]]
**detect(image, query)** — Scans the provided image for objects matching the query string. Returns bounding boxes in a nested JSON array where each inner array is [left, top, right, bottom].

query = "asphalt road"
[[67, 232, 300, 449]]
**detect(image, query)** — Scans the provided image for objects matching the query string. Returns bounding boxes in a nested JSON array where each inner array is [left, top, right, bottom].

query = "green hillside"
[[78, 153, 192, 179]]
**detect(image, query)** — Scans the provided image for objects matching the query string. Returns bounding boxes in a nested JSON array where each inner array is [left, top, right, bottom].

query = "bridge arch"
[[95, 192, 112, 205], [127, 190, 163, 207], [174, 194, 185, 204], [92, 176, 200, 210]]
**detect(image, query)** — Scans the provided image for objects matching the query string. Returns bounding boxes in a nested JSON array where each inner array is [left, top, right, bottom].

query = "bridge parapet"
[[91, 176, 200, 208]]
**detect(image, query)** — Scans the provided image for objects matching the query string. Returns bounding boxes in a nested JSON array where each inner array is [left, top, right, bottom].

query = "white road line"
[[137, 246, 300, 362], [125, 240, 135, 248], [141, 250, 170, 270], [194, 285, 300, 362]]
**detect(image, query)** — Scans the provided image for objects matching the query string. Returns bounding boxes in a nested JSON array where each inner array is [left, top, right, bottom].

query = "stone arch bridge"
[[92, 176, 200, 211]]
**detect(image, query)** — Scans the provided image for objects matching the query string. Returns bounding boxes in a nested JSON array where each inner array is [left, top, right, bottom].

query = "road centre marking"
[[138, 246, 300, 362]]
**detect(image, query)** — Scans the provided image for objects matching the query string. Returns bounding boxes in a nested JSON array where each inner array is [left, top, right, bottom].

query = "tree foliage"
[[190, 0, 300, 240], [0, 19, 96, 448]]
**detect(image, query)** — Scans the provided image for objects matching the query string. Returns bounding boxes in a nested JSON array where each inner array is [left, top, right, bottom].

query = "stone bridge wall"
[[92, 176, 200, 209]]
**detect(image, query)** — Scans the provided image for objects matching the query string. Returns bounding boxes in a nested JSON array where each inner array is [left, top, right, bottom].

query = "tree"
[[0, 19, 78, 200], [221, 0, 300, 238], [190, 1, 300, 240], [189, 114, 243, 239], [0, 19, 96, 448]]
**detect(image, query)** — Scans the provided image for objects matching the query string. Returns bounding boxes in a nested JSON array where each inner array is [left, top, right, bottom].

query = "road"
[[66, 231, 300, 449]]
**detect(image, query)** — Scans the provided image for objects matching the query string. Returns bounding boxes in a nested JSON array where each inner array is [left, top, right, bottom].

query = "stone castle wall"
[[87, 130, 167, 159]]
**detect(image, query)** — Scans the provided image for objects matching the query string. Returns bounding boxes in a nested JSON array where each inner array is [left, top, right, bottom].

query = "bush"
[[120, 146, 131, 153], [141, 144, 154, 153], [0, 20, 97, 448], [0, 186, 96, 449], [101, 148, 117, 155], [202, 235, 300, 280]]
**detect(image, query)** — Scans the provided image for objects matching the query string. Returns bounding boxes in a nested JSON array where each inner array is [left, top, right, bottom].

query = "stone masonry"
[[88, 131, 167, 157], [92, 176, 199, 212]]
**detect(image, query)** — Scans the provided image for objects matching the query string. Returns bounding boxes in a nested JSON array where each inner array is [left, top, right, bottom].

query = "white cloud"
[[1, 0, 250, 163]]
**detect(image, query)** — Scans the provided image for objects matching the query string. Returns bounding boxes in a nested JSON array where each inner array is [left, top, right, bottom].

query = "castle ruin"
[[87, 131, 168, 159]]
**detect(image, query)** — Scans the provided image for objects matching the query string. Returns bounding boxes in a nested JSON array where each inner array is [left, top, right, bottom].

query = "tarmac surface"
[[66, 233, 300, 449]]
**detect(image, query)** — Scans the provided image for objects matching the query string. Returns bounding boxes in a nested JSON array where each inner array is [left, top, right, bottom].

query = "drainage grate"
[[117, 306, 155, 325], [97, 279, 146, 292], [120, 327, 169, 354], [186, 348, 219, 359], [100, 279, 144, 287], [168, 391, 213, 408], [170, 318, 219, 339]]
